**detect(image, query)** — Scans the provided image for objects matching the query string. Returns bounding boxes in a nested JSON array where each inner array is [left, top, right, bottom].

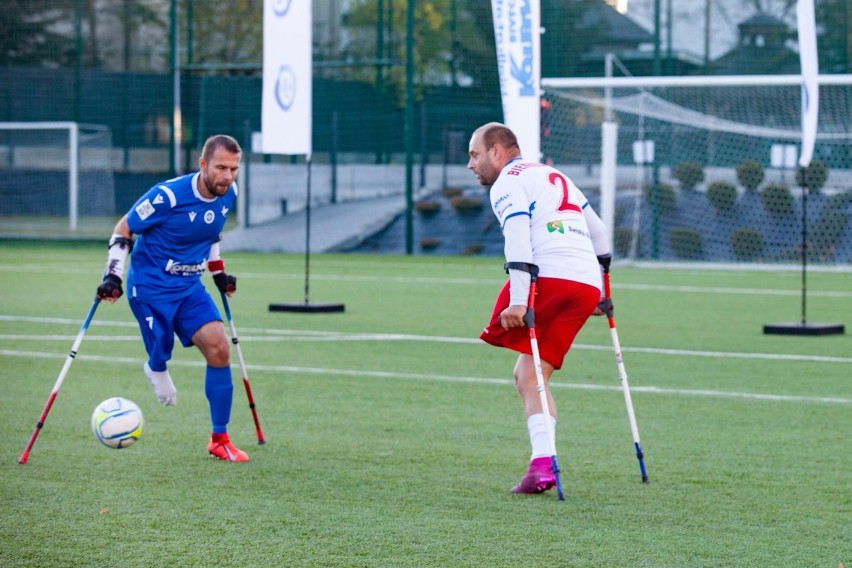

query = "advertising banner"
[[262, 0, 312, 156], [491, 0, 541, 161]]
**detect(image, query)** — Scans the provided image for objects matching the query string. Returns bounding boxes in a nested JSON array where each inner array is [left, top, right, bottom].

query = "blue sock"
[[204, 365, 233, 434]]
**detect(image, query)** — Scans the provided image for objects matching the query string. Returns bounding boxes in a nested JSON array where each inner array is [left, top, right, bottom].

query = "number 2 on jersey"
[[549, 172, 582, 213]]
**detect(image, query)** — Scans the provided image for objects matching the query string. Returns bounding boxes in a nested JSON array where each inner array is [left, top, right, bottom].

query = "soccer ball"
[[91, 397, 144, 449]]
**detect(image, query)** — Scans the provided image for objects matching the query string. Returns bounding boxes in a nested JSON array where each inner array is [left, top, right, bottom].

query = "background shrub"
[[731, 227, 764, 259], [419, 237, 442, 250], [707, 181, 738, 212], [669, 227, 703, 259], [414, 200, 441, 216], [810, 205, 849, 261], [794, 160, 829, 193], [614, 227, 637, 257], [462, 243, 485, 255], [736, 159, 765, 192], [450, 195, 484, 215], [674, 161, 705, 190], [643, 182, 677, 214], [760, 182, 794, 215]]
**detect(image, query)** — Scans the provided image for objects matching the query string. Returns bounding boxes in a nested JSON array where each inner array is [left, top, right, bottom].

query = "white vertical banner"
[[262, 0, 312, 156], [797, 0, 818, 168], [491, 0, 541, 162]]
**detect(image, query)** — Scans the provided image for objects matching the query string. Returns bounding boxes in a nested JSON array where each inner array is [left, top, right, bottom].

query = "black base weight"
[[763, 322, 844, 336], [269, 302, 345, 313]]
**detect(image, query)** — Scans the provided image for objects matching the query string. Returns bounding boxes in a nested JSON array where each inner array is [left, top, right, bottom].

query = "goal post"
[[540, 74, 852, 265], [0, 121, 115, 234]]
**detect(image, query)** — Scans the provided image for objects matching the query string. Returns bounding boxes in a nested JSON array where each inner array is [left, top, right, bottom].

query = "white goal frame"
[[540, 73, 852, 250], [0, 121, 100, 231]]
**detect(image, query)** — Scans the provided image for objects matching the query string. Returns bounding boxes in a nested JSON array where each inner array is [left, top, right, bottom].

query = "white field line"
[[0, 348, 847, 405], [1, 315, 850, 364], [0, 268, 850, 297]]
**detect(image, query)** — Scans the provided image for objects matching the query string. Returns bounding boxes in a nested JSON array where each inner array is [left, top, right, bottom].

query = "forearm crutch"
[[508, 262, 566, 501], [19, 298, 101, 464], [601, 267, 649, 483], [220, 292, 266, 445]]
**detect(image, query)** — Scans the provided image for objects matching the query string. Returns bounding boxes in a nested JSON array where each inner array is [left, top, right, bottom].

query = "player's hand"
[[96, 274, 123, 302], [213, 272, 237, 296], [593, 297, 613, 317], [500, 305, 528, 329]]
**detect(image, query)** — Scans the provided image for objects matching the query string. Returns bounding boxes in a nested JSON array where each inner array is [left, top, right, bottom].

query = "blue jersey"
[[126, 172, 237, 302]]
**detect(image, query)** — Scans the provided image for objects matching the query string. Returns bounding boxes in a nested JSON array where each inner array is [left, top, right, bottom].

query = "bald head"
[[467, 122, 522, 186]]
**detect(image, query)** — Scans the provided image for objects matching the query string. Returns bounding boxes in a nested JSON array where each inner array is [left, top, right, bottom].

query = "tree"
[[343, 0, 494, 98], [816, 0, 851, 73], [0, 1, 76, 67], [540, 0, 609, 78], [184, 0, 263, 72]]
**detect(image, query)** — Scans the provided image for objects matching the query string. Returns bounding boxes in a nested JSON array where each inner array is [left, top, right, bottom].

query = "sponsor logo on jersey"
[[221, 206, 229, 217], [135, 199, 155, 220], [153, 194, 164, 205], [567, 225, 590, 239], [493, 192, 512, 220], [164, 259, 206, 276], [189, 211, 197, 222], [204, 210, 215, 224], [547, 220, 564, 234]]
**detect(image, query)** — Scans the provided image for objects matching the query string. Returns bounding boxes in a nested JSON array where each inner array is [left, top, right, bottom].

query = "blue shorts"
[[128, 286, 222, 372]]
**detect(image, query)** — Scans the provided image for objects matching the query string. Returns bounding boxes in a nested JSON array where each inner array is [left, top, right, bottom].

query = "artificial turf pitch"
[[0, 242, 849, 567]]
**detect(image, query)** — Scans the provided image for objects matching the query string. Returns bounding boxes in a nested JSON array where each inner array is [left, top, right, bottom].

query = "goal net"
[[541, 75, 852, 265], [0, 122, 116, 236]]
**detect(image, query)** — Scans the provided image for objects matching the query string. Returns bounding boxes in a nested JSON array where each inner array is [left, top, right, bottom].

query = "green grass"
[[0, 243, 850, 567]]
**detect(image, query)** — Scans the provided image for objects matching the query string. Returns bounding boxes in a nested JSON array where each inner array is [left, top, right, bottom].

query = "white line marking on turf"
[[2, 314, 850, 364], [0, 349, 847, 405]]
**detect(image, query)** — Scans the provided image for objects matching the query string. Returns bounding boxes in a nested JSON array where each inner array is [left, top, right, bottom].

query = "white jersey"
[[489, 158, 603, 302]]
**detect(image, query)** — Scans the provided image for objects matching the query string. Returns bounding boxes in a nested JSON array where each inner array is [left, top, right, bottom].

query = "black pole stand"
[[763, 168, 843, 336], [269, 155, 345, 314]]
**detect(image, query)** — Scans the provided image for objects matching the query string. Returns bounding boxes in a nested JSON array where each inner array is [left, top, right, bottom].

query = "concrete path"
[[220, 194, 406, 253]]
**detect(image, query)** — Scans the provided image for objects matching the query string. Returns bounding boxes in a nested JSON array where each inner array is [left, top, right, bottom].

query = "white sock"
[[527, 413, 557, 460], [143, 362, 177, 406]]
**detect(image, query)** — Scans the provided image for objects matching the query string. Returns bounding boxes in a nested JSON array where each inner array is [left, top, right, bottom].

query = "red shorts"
[[479, 277, 600, 370]]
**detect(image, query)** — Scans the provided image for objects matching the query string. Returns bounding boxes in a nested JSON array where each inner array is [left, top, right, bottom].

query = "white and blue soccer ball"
[[91, 397, 143, 449]]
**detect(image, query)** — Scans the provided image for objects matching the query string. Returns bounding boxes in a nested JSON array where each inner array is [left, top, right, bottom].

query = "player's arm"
[[501, 214, 534, 329], [583, 205, 614, 316], [96, 215, 133, 303], [207, 238, 237, 297]]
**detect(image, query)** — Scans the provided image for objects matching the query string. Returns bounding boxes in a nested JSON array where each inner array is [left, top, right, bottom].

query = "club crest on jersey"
[[135, 199, 155, 220], [188, 211, 197, 222], [204, 210, 215, 224]]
